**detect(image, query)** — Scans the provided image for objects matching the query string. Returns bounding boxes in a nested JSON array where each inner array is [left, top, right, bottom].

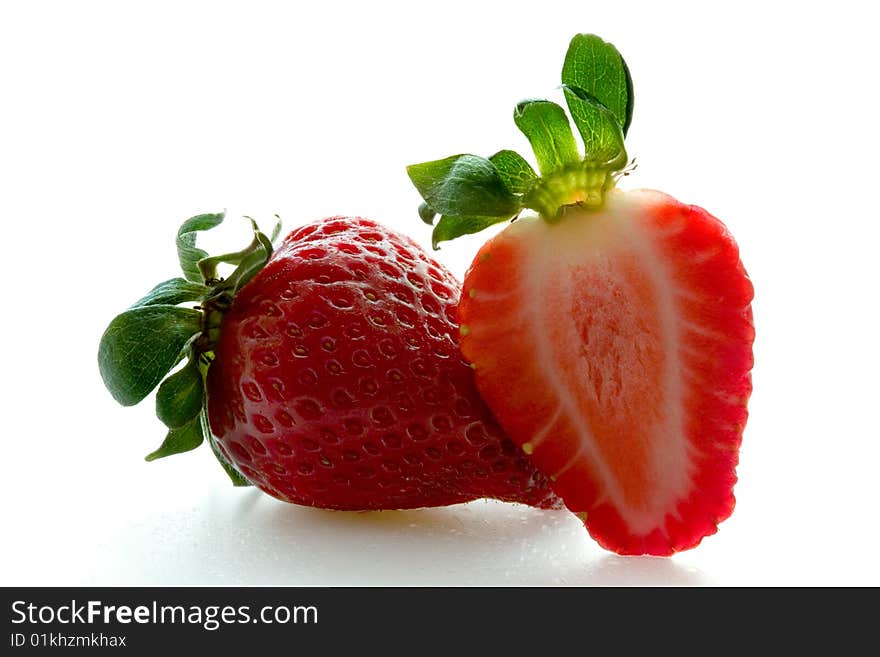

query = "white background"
[[2, 0, 878, 586]]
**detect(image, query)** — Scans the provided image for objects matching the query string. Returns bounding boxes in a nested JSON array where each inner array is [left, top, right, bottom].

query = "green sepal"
[[98, 305, 202, 406], [431, 213, 517, 249], [418, 202, 437, 225], [100, 211, 281, 486], [201, 409, 252, 486], [239, 227, 274, 291], [406, 154, 521, 218], [246, 214, 283, 245], [145, 413, 204, 461], [409, 32, 637, 243], [197, 218, 275, 293], [489, 150, 537, 195], [562, 33, 634, 136], [156, 358, 204, 428], [131, 278, 208, 309], [562, 86, 627, 168], [269, 216, 282, 244], [513, 100, 580, 176], [176, 212, 225, 283], [220, 222, 274, 295]]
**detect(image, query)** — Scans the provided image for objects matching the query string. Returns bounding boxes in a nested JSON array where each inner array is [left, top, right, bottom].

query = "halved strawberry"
[[459, 190, 753, 554], [407, 34, 755, 554]]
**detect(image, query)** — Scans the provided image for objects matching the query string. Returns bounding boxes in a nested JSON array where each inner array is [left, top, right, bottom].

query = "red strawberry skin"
[[206, 217, 559, 511], [459, 189, 754, 555]]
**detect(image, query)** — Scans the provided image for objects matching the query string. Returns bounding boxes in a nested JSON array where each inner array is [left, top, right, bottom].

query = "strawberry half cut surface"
[[460, 191, 753, 554], [407, 33, 755, 554]]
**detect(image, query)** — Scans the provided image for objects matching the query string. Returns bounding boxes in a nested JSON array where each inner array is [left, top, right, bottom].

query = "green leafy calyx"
[[407, 33, 634, 247], [98, 212, 280, 485]]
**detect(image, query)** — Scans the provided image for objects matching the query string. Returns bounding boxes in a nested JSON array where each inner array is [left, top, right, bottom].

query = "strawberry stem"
[[523, 163, 619, 219]]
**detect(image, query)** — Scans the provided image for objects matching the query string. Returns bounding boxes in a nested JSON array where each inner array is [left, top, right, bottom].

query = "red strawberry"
[[407, 34, 754, 554], [459, 191, 753, 554], [206, 217, 559, 509], [98, 212, 558, 511]]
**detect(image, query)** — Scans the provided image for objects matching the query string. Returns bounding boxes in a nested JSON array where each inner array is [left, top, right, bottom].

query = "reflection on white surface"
[[99, 489, 713, 586]]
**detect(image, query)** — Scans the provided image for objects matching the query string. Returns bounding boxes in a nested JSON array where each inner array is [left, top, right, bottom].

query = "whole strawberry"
[[408, 34, 754, 554], [98, 214, 558, 510]]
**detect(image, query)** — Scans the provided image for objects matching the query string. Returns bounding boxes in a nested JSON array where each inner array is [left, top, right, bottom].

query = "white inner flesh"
[[512, 192, 690, 536]]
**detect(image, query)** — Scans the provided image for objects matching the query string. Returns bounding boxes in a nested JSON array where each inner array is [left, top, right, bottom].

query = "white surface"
[[1, 0, 878, 586]]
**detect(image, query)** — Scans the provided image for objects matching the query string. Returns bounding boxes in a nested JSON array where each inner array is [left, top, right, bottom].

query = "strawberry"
[[205, 217, 560, 509], [98, 213, 558, 510], [458, 192, 753, 554], [407, 34, 754, 554]]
